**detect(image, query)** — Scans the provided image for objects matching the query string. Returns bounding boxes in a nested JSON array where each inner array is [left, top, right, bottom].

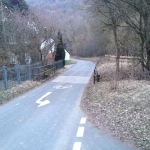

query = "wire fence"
[[0, 60, 63, 92]]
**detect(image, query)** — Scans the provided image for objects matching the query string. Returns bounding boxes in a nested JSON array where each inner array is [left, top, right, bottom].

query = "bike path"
[[0, 59, 134, 150]]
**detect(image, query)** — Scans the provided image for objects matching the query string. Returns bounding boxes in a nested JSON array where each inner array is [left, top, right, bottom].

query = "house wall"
[[65, 50, 70, 60], [46, 53, 55, 64]]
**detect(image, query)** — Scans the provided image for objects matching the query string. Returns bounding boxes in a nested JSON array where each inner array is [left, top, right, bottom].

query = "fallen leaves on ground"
[[81, 58, 150, 150], [0, 81, 41, 104], [0, 67, 68, 105]]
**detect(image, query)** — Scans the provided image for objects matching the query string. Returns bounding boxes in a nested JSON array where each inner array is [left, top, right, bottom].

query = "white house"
[[40, 39, 70, 63], [65, 49, 70, 60], [40, 38, 55, 52], [40, 38, 55, 64]]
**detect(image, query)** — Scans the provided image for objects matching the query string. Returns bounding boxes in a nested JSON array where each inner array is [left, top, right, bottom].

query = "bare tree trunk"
[[113, 26, 120, 79], [140, 39, 145, 73], [146, 42, 150, 70], [144, 7, 150, 71]]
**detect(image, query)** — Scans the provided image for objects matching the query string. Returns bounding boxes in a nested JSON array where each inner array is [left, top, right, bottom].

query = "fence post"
[[61, 60, 63, 68], [59, 60, 61, 69], [2, 66, 8, 90], [57, 61, 59, 69], [53, 62, 56, 75], [16, 64, 21, 84], [28, 64, 31, 80]]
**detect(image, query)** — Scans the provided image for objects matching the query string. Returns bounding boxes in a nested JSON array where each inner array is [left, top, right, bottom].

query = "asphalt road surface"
[[0, 59, 134, 150]]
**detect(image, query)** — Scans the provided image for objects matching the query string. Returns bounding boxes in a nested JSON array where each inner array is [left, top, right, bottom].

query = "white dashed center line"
[[72, 117, 87, 150], [76, 127, 85, 137], [80, 118, 86, 124], [72, 142, 81, 150]]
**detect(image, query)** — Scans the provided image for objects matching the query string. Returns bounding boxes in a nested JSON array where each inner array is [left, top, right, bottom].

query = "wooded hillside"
[[2, 0, 28, 11], [0, 0, 43, 67], [1, 0, 150, 73]]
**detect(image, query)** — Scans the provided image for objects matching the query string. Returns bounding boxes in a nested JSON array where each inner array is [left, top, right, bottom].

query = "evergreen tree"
[[55, 30, 65, 66]]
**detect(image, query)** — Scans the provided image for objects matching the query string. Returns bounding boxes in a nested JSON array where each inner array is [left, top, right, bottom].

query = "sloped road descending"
[[0, 59, 134, 150]]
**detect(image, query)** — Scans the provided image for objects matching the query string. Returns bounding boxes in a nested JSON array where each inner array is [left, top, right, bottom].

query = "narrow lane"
[[0, 59, 133, 150]]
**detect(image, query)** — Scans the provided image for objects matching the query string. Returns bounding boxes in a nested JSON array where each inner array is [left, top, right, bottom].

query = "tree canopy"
[[55, 30, 65, 66], [2, 0, 28, 11], [84, 0, 150, 71]]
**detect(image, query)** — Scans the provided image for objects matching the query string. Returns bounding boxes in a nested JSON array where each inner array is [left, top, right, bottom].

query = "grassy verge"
[[0, 67, 68, 105], [81, 57, 150, 150], [65, 60, 76, 65], [0, 81, 41, 104]]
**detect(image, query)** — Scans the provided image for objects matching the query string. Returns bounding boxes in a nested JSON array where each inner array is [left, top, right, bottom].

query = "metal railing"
[[0, 60, 63, 91]]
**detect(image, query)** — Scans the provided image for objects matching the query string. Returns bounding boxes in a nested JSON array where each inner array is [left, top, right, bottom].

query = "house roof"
[[65, 49, 70, 54], [40, 38, 55, 52]]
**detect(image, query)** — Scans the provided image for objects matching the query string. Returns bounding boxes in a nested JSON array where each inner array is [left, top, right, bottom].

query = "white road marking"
[[73, 117, 87, 150], [72, 142, 81, 150], [80, 118, 86, 124], [53, 85, 72, 89], [52, 76, 90, 84], [36, 92, 52, 107], [76, 127, 85, 137]]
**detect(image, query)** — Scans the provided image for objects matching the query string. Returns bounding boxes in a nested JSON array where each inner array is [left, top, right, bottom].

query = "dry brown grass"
[[0, 67, 68, 105], [0, 81, 41, 104], [81, 57, 150, 150], [98, 58, 141, 81]]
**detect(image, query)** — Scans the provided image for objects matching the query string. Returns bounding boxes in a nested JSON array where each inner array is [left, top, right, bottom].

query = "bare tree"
[[117, 0, 150, 71], [84, 0, 122, 77], [0, 7, 45, 66], [84, 0, 150, 75]]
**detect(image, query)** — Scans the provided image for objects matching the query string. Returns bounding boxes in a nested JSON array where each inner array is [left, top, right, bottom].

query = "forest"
[[0, 0, 150, 73], [2, 0, 28, 11]]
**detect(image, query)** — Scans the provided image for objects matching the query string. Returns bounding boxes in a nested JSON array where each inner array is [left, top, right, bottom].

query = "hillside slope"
[[3, 0, 28, 11]]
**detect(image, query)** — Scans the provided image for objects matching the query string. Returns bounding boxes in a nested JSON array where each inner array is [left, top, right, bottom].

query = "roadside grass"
[[0, 67, 68, 105], [65, 60, 76, 65], [0, 81, 41, 104], [0, 57, 89, 104], [81, 57, 150, 150]]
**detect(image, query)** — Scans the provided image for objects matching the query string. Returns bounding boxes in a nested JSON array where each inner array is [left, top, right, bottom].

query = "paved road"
[[0, 59, 134, 150]]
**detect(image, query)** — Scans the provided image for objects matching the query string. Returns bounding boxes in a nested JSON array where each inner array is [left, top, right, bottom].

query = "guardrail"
[[0, 60, 63, 91]]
